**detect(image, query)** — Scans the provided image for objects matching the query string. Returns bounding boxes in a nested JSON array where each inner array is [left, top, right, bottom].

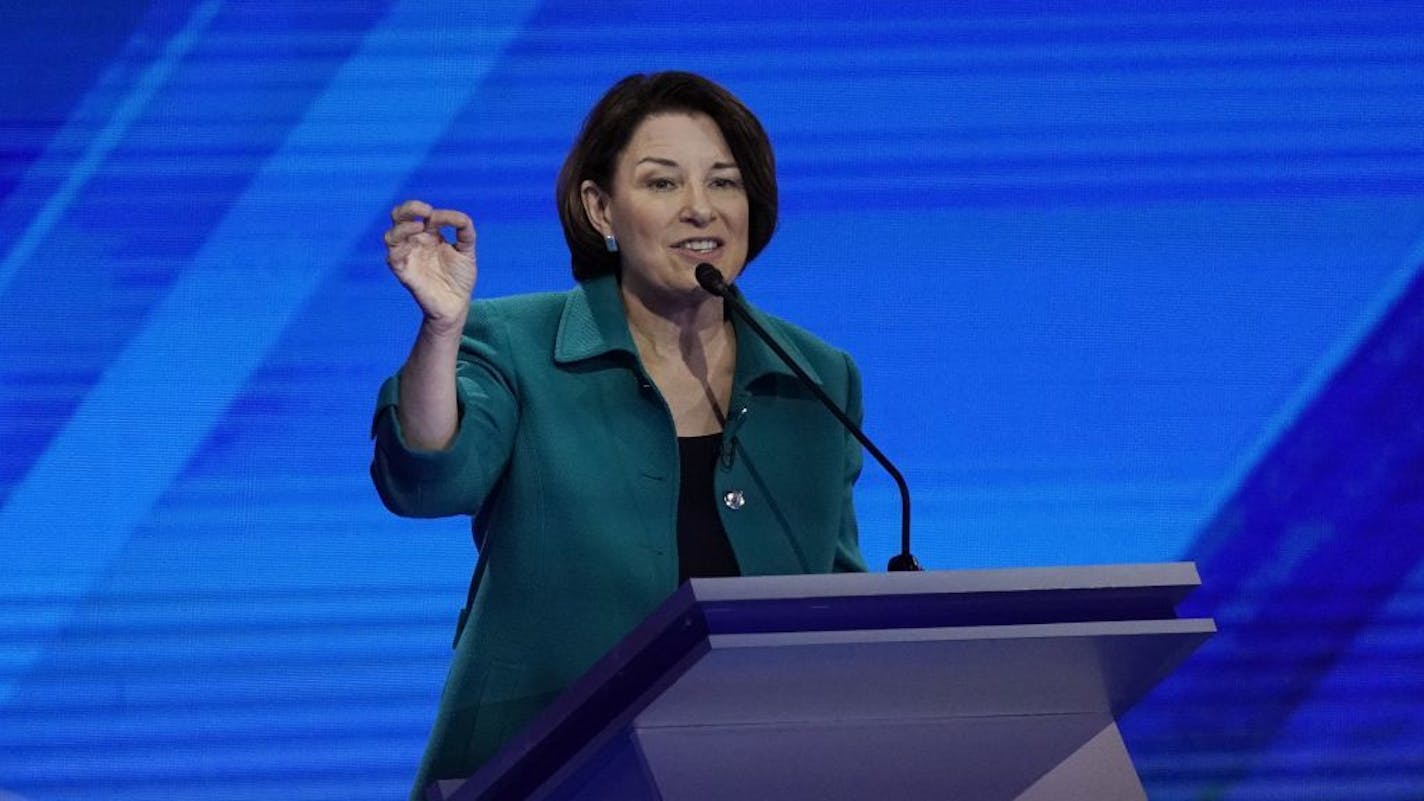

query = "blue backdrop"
[[2, 1, 1422, 798]]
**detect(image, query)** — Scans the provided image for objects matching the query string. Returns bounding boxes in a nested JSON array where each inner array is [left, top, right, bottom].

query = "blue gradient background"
[[2, 2, 1422, 798]]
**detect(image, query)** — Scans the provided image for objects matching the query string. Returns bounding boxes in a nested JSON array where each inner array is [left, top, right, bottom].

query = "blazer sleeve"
[[369, 302, 520, 519], [833, 351, 870, 573]]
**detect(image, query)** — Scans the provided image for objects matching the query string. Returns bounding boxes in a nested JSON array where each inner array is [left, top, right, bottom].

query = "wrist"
[[419, 309, 468, 341]]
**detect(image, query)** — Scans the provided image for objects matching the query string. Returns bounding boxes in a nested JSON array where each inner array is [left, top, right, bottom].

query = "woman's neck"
[[620, 280, 738, 435], [620, 282, 731, 362]]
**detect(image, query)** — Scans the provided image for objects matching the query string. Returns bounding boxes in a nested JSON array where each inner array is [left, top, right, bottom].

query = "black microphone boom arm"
[[695, 263, 921, 572]]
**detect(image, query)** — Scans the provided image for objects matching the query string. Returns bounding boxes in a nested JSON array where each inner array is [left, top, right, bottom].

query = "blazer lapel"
[[730, 299, 826, 391], [554, 275, 638, 365]]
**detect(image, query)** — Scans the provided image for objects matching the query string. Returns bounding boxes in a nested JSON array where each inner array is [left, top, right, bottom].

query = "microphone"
[[695, 263, 921, 572]]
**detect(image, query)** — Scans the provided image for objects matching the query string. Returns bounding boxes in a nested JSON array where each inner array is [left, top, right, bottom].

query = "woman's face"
[[582, 112, 750, 303]]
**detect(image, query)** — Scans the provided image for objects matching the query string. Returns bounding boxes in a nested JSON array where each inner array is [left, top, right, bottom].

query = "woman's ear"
[[580, 180, 612, 237]]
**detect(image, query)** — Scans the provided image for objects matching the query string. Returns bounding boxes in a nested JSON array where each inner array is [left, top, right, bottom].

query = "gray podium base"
[[434, 565, 1213, 801], [534, 619, 1207, 801]]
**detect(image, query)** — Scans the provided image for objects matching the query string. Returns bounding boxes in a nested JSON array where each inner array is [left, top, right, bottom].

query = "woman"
[[372, 71, 867, 797]]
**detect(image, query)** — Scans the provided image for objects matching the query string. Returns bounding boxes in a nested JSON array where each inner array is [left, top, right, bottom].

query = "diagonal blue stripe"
[[0, 0, 223, 300], [1189, 236, 1424, 560], [0, 0, 541, 707]]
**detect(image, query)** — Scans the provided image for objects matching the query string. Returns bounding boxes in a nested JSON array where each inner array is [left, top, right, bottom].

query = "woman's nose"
[[680, 185, 715, 225]]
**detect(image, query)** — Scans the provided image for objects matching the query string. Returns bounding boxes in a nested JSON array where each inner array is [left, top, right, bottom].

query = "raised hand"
[[385, 199, 477, 334]]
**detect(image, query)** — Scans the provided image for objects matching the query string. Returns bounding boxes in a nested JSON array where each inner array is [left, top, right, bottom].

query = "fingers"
[[384, 219, 428, 270], [426, 209, 476, 254], [384, 201, 478, 285], [389, 201, 476, 249], [383, 220, 424, 247], [382, 212, 426, 270], [391, 199, 433, 223]]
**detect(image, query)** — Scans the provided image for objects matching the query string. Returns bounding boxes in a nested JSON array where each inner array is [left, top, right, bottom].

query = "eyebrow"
[[634, 157, 740, 171]]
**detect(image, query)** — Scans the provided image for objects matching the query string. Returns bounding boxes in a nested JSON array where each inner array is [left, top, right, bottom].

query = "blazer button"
[[722, 490, 746, 510]]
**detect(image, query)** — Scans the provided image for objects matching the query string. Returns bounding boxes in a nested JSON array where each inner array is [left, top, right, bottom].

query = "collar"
[[553, 274, 824, 389], [553, 274, 638, 364]]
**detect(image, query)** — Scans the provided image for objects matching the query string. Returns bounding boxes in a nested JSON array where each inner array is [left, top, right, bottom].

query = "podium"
[[429, 563, 1213, 801]]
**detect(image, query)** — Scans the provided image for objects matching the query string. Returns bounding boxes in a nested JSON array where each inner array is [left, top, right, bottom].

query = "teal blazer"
[[371, 274, 867, 797]]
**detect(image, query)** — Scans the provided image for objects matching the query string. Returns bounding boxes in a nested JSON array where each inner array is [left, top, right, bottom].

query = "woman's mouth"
[[672, 237, 724, 257]]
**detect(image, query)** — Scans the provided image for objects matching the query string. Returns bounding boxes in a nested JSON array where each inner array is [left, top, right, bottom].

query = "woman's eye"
[[711, 177, 743, 190], [647, 177, 676, 191]]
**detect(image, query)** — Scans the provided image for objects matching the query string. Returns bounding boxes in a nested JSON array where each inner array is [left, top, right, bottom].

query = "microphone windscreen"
[[695, 263, 727, 296]]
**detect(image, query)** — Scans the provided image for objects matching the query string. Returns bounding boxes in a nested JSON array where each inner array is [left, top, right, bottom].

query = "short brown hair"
[[557, 72, 778, 281]]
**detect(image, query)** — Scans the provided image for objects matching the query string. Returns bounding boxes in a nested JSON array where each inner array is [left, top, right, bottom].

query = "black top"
[[676, 434, 741, 583]]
